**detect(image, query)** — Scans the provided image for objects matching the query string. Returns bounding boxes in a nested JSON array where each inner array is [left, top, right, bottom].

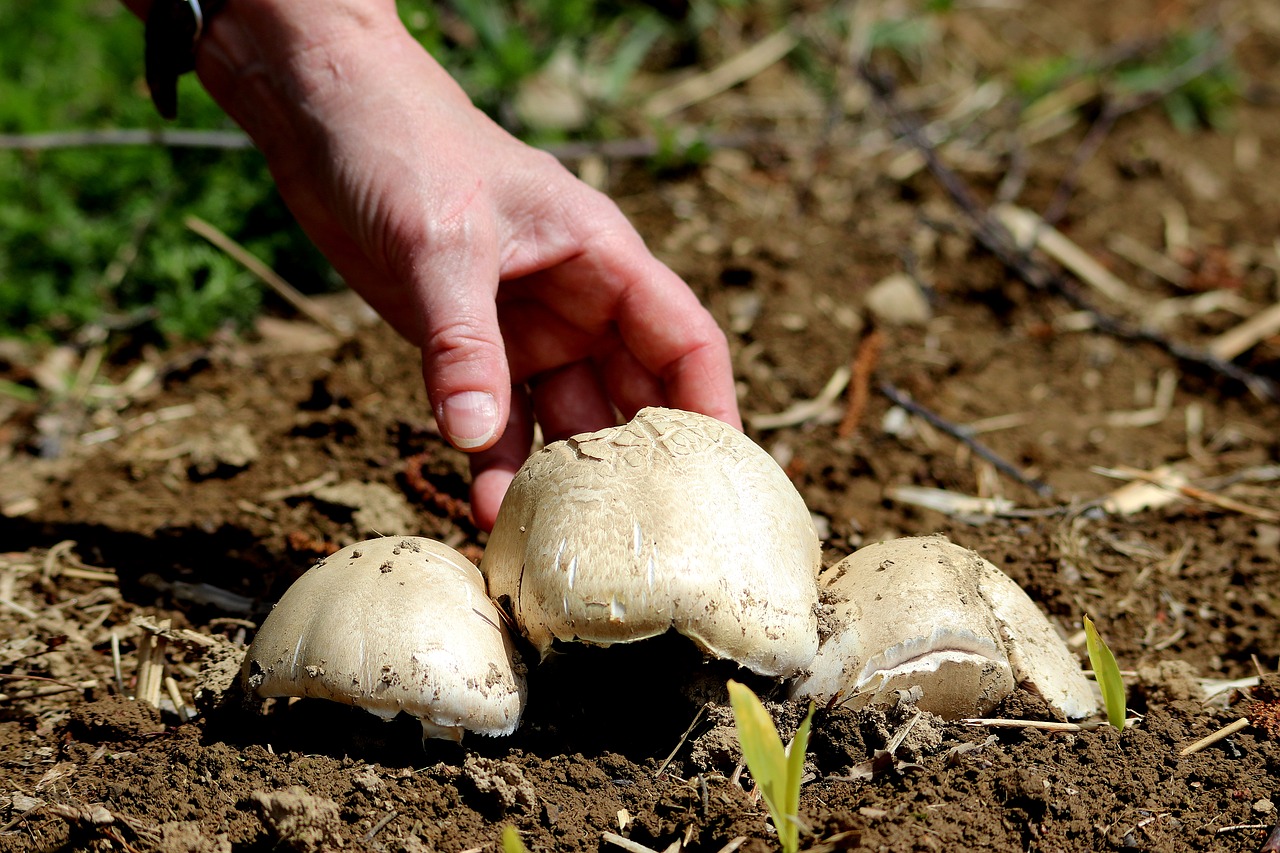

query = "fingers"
[[503, 232, 742, 431], [529, 362, 616, 444], [468, 386, 534, 531]]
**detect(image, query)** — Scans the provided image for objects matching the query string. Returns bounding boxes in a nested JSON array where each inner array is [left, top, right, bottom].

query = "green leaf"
[[727, 680, 810, 853], [501, 825, 528, 853], [1084, 614, 1126, 730], [781, 702, 815, 851]]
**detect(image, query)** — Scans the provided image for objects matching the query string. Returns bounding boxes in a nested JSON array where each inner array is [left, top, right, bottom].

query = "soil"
[[3, 1, 1280, 851]]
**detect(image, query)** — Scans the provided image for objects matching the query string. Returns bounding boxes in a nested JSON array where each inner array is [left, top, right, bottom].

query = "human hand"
[[174, 1, 741, 529]]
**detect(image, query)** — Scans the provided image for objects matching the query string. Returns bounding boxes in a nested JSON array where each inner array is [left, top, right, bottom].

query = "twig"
[[1208, 300, 1280, 362], [748, 366, 850, 431], [1095, 465, 1280, 522], [111, 632, 125, 695], [995, 204, 1139, 307], [1179, 717, 1250, 756], [713, 837, 748, 853], [837, 328, 884, 439], [962, 718, 1103, 732], [184, 215, 344, 336], [603, 831, 664, 853], [655, 704, 708, 777], [0, 128, 253, 150], [261, 471, 340, 502], [362, 810, 398, 842], [1107, 233, 1190, 288], [163, 676, 190, 721], [859, 64, 1279, 402], [878, 380, 1053, 497], [646, 28, 798, 118]]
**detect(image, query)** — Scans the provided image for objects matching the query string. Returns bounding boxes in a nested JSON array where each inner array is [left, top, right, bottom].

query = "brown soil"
[[3, 1, 1280, 851]]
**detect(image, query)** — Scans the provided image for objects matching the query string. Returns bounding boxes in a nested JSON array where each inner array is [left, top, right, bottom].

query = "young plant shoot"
[[727, 680, 814, 853], [1084, 614, 1126, 730]]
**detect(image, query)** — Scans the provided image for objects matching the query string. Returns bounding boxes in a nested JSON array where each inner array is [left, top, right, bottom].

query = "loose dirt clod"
[[250, 787, 344, 853]]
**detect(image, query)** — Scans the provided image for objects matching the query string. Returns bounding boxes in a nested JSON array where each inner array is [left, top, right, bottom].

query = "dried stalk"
[[858, 64, 1278, 402]]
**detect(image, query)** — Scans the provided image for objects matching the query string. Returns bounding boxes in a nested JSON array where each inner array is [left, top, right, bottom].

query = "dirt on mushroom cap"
[[481, 407, 822, 678], [242, 536, 526, 739]]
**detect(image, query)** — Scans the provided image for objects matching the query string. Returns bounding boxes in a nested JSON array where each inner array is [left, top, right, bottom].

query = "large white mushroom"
[[481, 407, 822, 678], [792, 536, 1097, 720], [242, 536, 526, 741]]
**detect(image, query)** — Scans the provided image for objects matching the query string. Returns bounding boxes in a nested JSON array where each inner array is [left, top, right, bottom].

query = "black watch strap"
[[144, 0, 225, 119]]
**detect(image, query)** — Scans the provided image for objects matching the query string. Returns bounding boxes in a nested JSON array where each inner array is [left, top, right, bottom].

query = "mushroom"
[[481, 407, 822, 678], [242, 536, 526, 741], [792, 536, 1097, 720]]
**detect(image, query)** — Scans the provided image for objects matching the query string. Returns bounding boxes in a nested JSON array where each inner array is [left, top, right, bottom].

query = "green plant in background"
[[500, 825, 528, 853], [1114, 29, 1239, 132], [1014, 28, 1239, 132], [727, 680, 814, 853], [1084, 614, 1126, 731], [0, 0, 338, 343]]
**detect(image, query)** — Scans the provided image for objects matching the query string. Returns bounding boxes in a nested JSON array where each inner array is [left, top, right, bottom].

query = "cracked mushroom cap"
[[792, 536, 1097, 720], [242, 536, 526, 741], [481, 407, 821, 677]]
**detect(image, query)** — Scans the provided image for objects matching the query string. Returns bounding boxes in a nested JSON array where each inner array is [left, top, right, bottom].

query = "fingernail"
[[438, 391, 499, 449]]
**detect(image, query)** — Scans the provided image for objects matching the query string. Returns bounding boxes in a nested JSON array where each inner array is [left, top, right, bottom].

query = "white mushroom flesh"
[[792, 536, 1098, 720], [242, 536, 526, 741], [481, 407, 821, 678]]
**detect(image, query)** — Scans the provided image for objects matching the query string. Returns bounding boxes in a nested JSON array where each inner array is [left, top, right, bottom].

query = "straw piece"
[[1179, 717, 1250, 756], [646, 28, 798, 118], [994, 204, 1139, 306]]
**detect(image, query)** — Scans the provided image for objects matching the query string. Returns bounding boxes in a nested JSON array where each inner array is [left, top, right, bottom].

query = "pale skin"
[[121, 0, 741, 530]]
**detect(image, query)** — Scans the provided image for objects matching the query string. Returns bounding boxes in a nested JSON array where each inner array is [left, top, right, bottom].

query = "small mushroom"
[[242, 536, 526, 741], [792, 536, 1097, 720], [481, 407, 822, 678]]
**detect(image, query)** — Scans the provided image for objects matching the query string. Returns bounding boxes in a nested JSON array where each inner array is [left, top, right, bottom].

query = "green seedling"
[[501, 824, 528, 853], [1084, 614, 1126, 730], [727, 680, 814, 853]]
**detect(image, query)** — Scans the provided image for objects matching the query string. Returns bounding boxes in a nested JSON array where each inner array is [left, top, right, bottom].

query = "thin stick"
[[603, 831, 663, 853], [962, 718, 1101, 732], [0, 128, 253, 150], [858, 64, 1279, 402], [362, 811, 397, 842], [1208, 301, 1280, 362], [135, 633, 154, 703], [111, 632, 125, 695], [996, 204, 1138, 306], [163, 677, 189, 721], [655, 704, 708, 777], [878, 380, 1053, 497], [837, 328, 884, 439], [646, 28, 798, 118], [184, 215, 344, 336], [1179, 717, 1250, 756]]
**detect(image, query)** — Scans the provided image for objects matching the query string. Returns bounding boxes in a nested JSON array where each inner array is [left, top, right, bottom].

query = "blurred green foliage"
[[1014, 28, 1240, 132], [0, 0, 317, 342]]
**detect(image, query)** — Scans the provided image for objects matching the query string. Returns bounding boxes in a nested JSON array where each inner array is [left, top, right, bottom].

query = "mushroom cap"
[[481, 407, 821, 678], [242, 536, 526, 740], [792, 536, 1097, 720]]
